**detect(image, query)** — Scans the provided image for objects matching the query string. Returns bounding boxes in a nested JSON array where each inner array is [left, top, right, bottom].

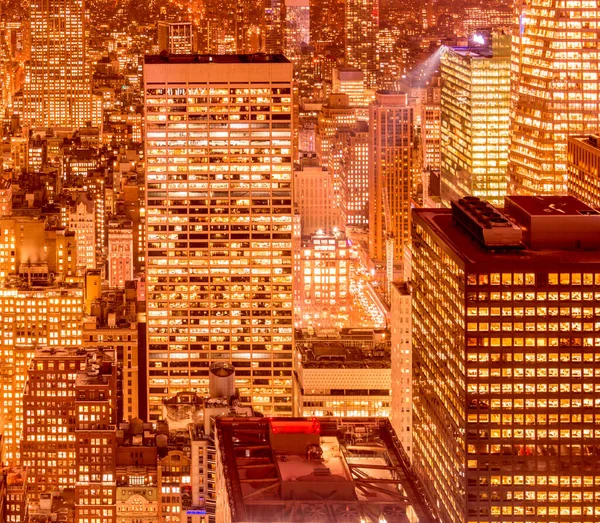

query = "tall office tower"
[[316, 93, 357, 171], [369, 91, 414, 264], [158, 21, 194, 55], [568, 134, 600, 209], [421, 76, 442, 173], [510, 2, 600, 195], [390, 282, 412, 461], [25, 0, 91, 128], [108, 217, 134, 289], [337, 120, 370, 227], [284, 0, 310, 63], [345, 0, 379, 89], [144, 55, 294, 420], [412, 195, 600, 522], [293, 165, 340, 235], [440, 34, 511, 206], [263, 0, 284, 53], [332, 67, 374, 110], [309, 0, 345, 54]]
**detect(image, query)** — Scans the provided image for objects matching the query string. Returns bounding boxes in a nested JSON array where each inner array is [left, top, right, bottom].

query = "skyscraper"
[[369, 91, 414, 264], [441, 34, 511, 206], [25, 0, 91, 128], [509, 1, 600, 195], [345, 0, 379, 89], [144, 54, 294, 420], [158, 21, 194, 55], [413, 195, 600, 522]]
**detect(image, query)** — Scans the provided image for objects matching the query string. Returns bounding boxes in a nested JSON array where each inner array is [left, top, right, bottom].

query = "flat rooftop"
[[506, 195, 597, 217], [414, 207, 600, 271], [449, 46, 493, 58], [144, 53, 290, 65], [216, 417, 437, 523]]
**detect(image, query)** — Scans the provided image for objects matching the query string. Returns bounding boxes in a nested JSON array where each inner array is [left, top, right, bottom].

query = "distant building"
[[337, 121, 369, 227], [25, 0, 91, 128], [293, 166, 340, 235], [369, 91, 414, 264], [108, 218, 133, 288], [509, 0, 600, 195], [158, 21, 194, 54], [440, 34, 511, 206], [296, 232, 351, 328], [345, 0, 378, 88]]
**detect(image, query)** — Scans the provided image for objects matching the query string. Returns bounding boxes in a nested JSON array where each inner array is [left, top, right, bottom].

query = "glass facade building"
[[509, 0, 600, 195], [143, 55, 294, 420], [413, 195, 600, 522], [440, 35, 511, 206]]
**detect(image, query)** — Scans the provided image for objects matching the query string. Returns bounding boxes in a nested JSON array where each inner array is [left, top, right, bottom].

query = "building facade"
[[345, 0, 379, 89], [440, 35, 511, 206], [144, 55, 294, 419], [509, 1, 600, 195], [25, 0, 91, 128], [369, 91, 414, 263], [568, 134, 600, 209], [413, 195, 600, 522]]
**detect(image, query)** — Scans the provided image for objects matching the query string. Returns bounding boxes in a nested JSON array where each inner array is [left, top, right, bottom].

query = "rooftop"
[[506, 195, 598, 217], [144, 53, 290, 65], [216, 417, 437, 523], [414, 195, 600, 270], [569, 134, 600, 150], [296, 328, 390, 369]]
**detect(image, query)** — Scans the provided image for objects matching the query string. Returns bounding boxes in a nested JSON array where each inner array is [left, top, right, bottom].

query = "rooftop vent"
[[452, 197, 522, 248]]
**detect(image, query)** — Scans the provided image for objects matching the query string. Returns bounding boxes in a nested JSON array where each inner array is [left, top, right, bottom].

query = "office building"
[[64, 193, 97, 270], [462, 6, 513, 36], [337, 121, 369, 227], [158, 21, 194, 54], [264, 0, 284, 53], [296, 329, 390, 417], [108, 218, 134, 289], [293, 165, 340, 235], [316, 93, 357, 171], [390, 282, 412, 461], [309, 0, 345, 53], [440, 35, 511, 206], [509, 1, 600, 195], [345, 0, 379, 89], [296, 232, 350, 328], [214, 416, 437, 522], [25, 0, 91, 128], [332, 67, 372, 108], [144, 54, 294, 420], [284, 0, 310, 63], [568, 134, 600, 209], [412, 195, 600, 522], [369, 91, 414, 264], [3, 468, 28, 523], [21, 348, 115, 497]]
